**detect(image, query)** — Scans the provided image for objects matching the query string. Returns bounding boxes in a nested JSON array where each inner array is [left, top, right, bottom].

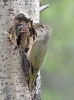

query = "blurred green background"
[[40, 0, 74, 100]]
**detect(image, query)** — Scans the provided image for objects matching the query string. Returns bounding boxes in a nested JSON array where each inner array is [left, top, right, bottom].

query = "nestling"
[[9, 14, 36, 53]]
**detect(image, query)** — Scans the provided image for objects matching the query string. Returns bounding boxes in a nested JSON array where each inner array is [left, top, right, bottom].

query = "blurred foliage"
[[40, 0, 74, 100]]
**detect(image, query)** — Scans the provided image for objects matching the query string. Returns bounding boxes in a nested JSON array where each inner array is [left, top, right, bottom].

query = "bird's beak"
[[22, 28, 29, 33], [39, 4, 49, 12]]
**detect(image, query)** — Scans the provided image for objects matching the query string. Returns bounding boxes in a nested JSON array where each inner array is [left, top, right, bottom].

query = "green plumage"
[[28, 25, 51, 91]]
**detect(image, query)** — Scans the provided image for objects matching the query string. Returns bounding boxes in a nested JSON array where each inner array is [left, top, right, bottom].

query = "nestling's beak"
[[22, 28, 29, 33]]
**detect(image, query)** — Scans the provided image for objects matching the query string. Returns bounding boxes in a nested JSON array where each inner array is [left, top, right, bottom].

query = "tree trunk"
[[0, 0, 41, 100]]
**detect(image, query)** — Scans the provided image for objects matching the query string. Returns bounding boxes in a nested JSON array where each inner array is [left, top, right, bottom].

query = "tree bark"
[[0, 0, 41, 100]]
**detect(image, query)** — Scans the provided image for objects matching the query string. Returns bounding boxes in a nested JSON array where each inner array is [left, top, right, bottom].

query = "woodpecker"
[[26, 24, 51, 91]]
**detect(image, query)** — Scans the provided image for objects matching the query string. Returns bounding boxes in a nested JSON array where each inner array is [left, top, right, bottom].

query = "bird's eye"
[[16, 24, 24, 31], [18, 28, 22, 31]]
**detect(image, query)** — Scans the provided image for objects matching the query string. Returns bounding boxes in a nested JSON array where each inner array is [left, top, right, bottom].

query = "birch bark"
[[0, 0, 41, 100]]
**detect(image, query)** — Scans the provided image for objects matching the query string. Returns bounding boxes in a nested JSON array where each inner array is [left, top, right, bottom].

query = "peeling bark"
[[0, 0, 41, 100]]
